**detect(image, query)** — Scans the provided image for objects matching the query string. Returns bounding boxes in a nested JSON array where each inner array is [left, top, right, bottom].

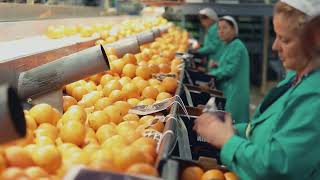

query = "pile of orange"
[[181, 166, 238, 180], [1, 22, 188, 179]]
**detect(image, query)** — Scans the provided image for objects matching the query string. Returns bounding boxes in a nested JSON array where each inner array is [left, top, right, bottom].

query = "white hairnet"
[[220, 16, 239, 36], [199, 8, 218, 21], [280, 0, 320, 17]]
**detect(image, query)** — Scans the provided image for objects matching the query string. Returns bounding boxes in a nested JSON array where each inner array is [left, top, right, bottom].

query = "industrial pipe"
[[104, 37, 140, 58], [0, 83, 26, 144], [17, 45, 109, 99], [135, 30, 155, 45]]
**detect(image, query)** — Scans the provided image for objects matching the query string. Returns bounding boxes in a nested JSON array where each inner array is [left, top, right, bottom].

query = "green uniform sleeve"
[[220, 93, 320, 180], [209, 45, 242, 81], [197, 24, 220, 56], [234, 123, 248, 137]]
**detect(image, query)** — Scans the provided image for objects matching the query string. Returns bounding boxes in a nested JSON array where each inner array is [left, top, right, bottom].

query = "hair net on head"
[[199, 8, 218, 21], [220, 16, 239, 36], [280, 0, 320, 17]]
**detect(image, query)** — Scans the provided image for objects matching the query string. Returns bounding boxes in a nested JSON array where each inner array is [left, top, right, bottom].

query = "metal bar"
[[169, 3, 274, 17], [0, 3, 106, 22], [260, 16, 270, 94]]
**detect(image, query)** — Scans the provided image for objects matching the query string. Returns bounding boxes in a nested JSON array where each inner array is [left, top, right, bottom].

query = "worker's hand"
[[208, 61, 218, 68], [193, 112, 235, 149]]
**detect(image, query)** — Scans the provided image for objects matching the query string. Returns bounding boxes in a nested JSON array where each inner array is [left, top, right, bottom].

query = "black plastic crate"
[[183, 70, 216, 88]]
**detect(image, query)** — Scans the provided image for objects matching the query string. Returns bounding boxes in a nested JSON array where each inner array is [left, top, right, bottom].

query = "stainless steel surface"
[[17, 45, 108, 99], [0, 3, 105, 22], [104, 37, 140, 58], [0, 83, 26, 144], [31, 89, 63, 113]]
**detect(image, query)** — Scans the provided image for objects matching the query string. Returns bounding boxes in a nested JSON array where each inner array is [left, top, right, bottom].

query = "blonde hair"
[[274, 2, 308, 33]]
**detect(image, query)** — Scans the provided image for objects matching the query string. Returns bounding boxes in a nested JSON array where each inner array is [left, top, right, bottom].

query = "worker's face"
[[272, 14, 307, 71], [199, 15, 213, 28], [218, 20, 236, 43]]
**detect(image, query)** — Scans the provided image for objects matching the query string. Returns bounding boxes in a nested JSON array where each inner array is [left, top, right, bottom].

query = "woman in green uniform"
[[209, 16, 250, 123], [193, 1, 320, 180], [195, 8, 224, 70]]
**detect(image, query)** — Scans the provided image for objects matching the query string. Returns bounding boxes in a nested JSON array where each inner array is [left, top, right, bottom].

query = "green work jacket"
[[221, 69, 320, 180], [197, 23, 224, 65], [209, 38, 250, 123]]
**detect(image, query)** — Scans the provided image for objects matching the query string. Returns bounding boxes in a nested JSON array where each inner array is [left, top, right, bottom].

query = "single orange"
[[71, 86, 89, 101], [142, 86, 159, 100], [100, 74, 114, 86], [136, 65, 152, 80], [201, 169, 225, 180], [156, 92, 173, 101], [159, 63, 171, 73], [162, 77, 178, 93], [123, 53, 137, 65], [94, 97, 113, 110], [31, 145, 62, 174], [224, 172, 239, 180], [29, 103, 54, 125], [127, 98, 141, 107], [123, 113, 140, 122], [4, 146, 34, 168], [181, 166, 204, 180], [60, 121, 86, 146], [96, 124, 117, 144], [126, 163, 159, 177], [122, 64, 137, 78], [108, 89, 126, 102], [24, 166, 49, 179], [63, 96, 77, 112], [61, 105, 86, 124], [88, 111, 110, 131]]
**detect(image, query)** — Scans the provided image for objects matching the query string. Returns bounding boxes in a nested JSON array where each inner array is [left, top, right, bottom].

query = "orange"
[[142, 86, 159, 100], [148, 64, 160, 74], [201, 169, 225, 180], [88, 111, 110, 131], [100, 74, 114, 86], [153, 84, 166, 93], [89, 74, 103, 85], [138, 60, 148, 66], [94, 97, 113, 110], [147, 121, 164, 132], [148, 79, 161, 86], [136, 65, 152, 80], [114, 101, 132, 116], [125, 131, 142, 144], [52, 108, 62, 125], [84, 81, 97, 92], [103, 80, 122, 97], [64, 149, 90, 166], [135, 79, 149, 94], [122, 64, 137, 78], [34, 136, 55, 146], [101, 135, 129, 151], [78, 91, 102, 108], [103, 105, 122, 124], [61, 105, 86, 124], [4, 146, 34, 168], [138, 98, 156, 106], [141, 48, 153, 61], [119, 76, 132, 86], [181, 166, 204, 180], [25, 114, 37, 130], [114, 146, 147, 171], [159, 63, 171, 73], [127, 98, 141, 106], [1, 167, 27, 179], [126, 163, 159, 177], [156, 92, 173, 101], [89, 160, 119, 172], [63, 96, 78, 112], [122, 83, 140, 99], [122, 53, 137, 65], [31, 145, 62, 174], [108, 54, 119, 61], [132, 76, 144, 84], [116, 121, 138, 136], [123, 113, 140, 122], [139, 115, 155, 125], [35, 123, 59, 141], [29, 103, 54, 125], [96, 124, 117, 144], [110, 59, 125, 75], [25, 166, 49, 179], [60, 121, 86, 146], [162, 77, 178, 93], [109, 89, 126, 102], [0, 152, 6, 173], [71, 86, 89, 101], [65, 80, 86, 95], [224, 172, 239, 180]]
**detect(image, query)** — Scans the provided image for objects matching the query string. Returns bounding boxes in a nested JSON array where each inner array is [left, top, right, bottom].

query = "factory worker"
[[194, 8, 224, 71], [209, 16, 250, 123], [194, 0, 320, 179]]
